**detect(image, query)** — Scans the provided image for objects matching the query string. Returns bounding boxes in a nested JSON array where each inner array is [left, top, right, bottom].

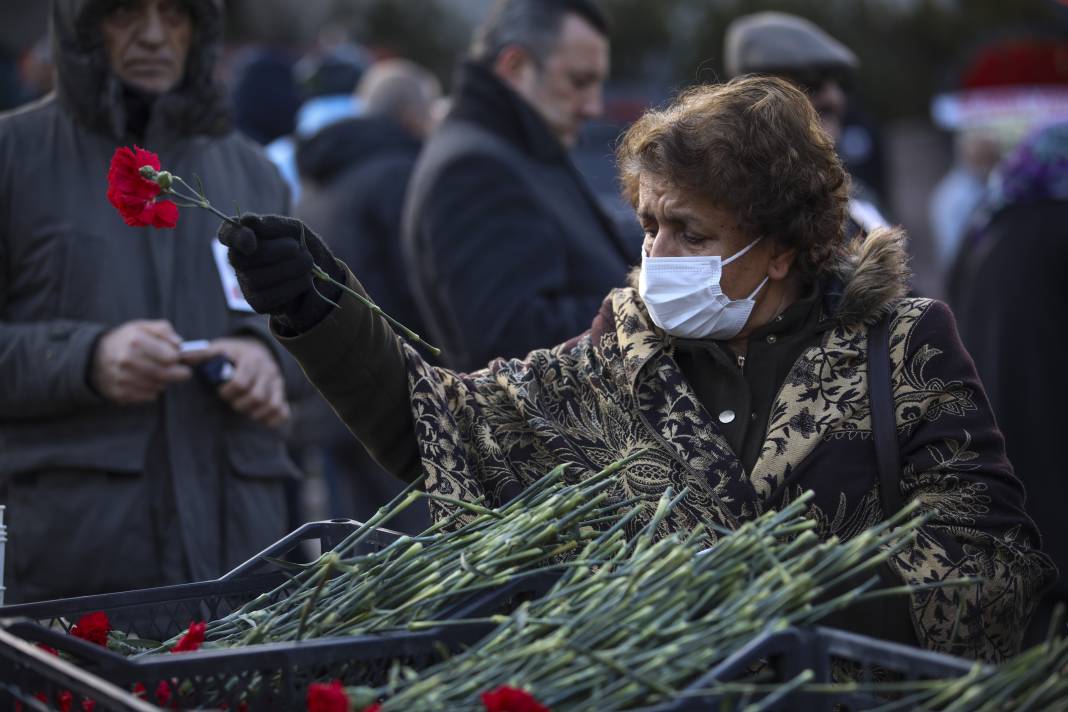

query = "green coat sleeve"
[[271, 265, 422, 483]]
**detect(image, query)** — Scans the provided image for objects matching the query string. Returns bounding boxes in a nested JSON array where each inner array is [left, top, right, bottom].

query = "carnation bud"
[[155, 170, 173, 191], [139, 165, 159, 181]]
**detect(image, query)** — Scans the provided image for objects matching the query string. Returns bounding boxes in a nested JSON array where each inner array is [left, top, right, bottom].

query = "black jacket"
[[0, 0, 295, 601], [297, 115, 426, 342], [954, 200, 1068, 598], [401, 61, 633, 371]]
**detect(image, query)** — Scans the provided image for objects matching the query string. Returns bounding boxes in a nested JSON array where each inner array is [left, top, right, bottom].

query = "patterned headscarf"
[[987, 121, 1068, 212]]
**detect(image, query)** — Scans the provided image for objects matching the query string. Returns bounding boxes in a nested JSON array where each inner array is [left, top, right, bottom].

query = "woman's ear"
[[768, 242, 798, 281]]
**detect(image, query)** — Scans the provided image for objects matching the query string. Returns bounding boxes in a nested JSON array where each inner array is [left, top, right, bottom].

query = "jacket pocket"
[[225, 424, 301, 480], [5, 467, 158, 601]]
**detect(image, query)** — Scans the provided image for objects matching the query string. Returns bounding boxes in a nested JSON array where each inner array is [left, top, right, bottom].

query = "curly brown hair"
[[617, 75, 850, 279]]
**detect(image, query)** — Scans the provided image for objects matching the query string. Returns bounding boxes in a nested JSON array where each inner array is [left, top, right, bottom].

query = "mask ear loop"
[[721, 236, 763, 266], [746, 275, 770, 300]]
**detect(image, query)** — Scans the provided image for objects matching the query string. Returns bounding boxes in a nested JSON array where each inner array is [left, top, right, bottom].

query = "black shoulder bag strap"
[[868, 311, 905, 517]]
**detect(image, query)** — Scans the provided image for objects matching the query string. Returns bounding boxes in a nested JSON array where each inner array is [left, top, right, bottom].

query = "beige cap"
[[724, 11, 858, 78]]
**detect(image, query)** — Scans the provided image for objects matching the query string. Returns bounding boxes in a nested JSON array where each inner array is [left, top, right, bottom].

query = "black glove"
[[217, 214, 344, 333]]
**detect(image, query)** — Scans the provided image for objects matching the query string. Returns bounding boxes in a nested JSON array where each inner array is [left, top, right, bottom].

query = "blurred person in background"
[[724, 11, 891, 239], [292, 58, 442, 532], [229, 46, 301, 146], [951, 122, 1068, 645], [931, 37, 1068, 285], [265, 41, 370, 204], [402, 0, 632, 371], [928, 127, 1002, 275], [292, 40, 370, 139], [0, 0, 298, 602]]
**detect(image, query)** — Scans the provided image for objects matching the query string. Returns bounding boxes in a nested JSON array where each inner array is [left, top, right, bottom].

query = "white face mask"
[[638, 238, 769, 340]]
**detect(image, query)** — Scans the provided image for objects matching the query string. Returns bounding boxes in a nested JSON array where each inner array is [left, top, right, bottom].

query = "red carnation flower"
[[481, 685, 550, 712], [155, 680, 173, 707], [307, 680, 350, 712], [361, 706, 381, 712], [70, 612, 110, 647], [37, 643, 59, 656], [171, 620, 207, 653], [81, 699, 96, 712], [106, 145, 178, 228]]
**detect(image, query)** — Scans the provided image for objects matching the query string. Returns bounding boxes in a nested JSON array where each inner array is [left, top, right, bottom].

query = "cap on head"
[[724, 11, 857, 78]]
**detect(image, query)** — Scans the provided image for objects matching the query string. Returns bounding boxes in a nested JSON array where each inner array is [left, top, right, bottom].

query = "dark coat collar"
[[296, 115, 421, 185], [447, 60, 568, 164]]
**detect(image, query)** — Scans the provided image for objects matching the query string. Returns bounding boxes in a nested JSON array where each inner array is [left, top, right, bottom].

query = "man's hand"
[[91, 320, 191, 404], [184, 336, 289, 428]]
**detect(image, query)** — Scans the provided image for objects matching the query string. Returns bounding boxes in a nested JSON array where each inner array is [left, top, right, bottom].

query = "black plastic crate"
[[636, 625, 985, 712], [0, 519, 556, 710], [0, 519, 393, 643], [0, 626, 155, 711], [1, 574, 553, 710]]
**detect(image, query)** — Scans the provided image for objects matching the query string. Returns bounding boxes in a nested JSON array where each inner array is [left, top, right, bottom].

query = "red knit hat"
[[932, 39, 1068, 131]]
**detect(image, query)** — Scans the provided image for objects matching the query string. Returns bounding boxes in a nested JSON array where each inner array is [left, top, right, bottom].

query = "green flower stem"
[[160, 173, 442, 357], [309, 265, 441, 357]]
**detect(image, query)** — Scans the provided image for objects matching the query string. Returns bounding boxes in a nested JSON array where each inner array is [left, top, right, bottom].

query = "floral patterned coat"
[[279, 228, 1054, 663]]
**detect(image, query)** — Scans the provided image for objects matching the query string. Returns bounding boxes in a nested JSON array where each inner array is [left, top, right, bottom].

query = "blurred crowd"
[[0, 0, 1066, 645]]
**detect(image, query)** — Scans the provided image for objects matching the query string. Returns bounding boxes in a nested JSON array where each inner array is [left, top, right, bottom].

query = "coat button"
[[766, 334, 778, 344], [718, 410, 736, 424]]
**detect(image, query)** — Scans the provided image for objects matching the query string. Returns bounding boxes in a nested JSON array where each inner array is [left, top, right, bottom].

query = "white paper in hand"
[[212, 238, 256, 313]]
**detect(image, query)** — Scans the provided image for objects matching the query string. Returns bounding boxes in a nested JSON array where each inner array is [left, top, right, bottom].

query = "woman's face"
[[637, 173, 771, 300]]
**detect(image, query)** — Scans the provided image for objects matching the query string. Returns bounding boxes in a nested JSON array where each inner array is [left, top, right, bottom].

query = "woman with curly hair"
[[218, 75, 1054, 662]]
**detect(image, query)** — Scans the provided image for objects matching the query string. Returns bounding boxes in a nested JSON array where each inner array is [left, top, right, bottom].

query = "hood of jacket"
[[822, 226, 911, 326], [296, 114, 421, 185], [51, 0, 230, 140]]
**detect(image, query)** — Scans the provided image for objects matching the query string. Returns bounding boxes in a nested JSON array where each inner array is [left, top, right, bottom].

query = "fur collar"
[[823, 226, 912, 326]]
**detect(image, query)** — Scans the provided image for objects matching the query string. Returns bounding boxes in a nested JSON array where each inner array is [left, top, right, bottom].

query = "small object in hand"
[[179, 339, 211, 355], [194, 355, 235, 386]]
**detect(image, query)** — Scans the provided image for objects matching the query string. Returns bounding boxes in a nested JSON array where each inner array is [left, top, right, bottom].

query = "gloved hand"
[[217, 214, 344, 333]]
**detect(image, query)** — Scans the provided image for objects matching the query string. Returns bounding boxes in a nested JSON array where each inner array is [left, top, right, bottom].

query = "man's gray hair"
[[358, 58, 441, 123], [469, 0, 609, 66]]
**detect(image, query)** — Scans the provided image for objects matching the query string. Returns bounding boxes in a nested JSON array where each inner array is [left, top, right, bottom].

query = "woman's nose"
[[646, 231, 676, 258]]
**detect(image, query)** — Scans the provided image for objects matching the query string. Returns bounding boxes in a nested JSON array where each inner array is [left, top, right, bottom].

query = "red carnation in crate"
[[307, 680, 350, 712], [106, 145, 178, 228], [70, 611, 110, 647], [172, 620, 207, 652], [481, 685, 550, 712]]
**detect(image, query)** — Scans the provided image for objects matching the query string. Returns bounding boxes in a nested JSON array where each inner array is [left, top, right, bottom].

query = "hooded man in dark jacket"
[[402, 0, 634, 371], [0, 0, 296, 603]]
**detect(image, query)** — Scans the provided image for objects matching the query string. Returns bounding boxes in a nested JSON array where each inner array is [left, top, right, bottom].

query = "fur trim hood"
[[822, 226, 911, 326], [51, 0, 230, 140]]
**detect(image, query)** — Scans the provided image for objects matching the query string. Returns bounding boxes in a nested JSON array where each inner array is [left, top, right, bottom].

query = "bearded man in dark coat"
[[0, 0, 297, 602]]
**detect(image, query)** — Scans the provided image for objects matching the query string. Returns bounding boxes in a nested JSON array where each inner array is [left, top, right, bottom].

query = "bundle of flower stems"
[[357, 489, 940, 711], [169, 453, 648, 649], [856, 626, 1068, 712]]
